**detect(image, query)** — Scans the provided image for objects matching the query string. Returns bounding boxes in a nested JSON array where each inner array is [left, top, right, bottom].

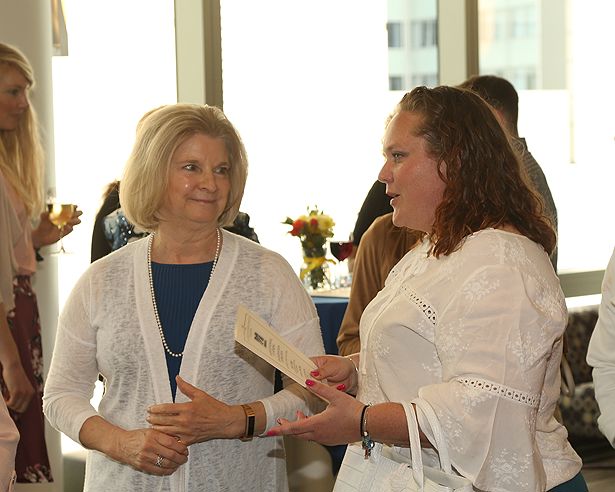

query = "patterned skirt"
[[0, 276, 53, 482]]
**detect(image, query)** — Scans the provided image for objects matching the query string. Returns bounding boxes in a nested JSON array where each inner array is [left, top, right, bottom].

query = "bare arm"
[[0, 303, 34, 413], [267, 379, 431, 448]]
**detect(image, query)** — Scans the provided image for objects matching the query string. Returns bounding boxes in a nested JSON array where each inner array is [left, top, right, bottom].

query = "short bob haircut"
[[393, 85, 556, 257], [120, 103, 248, 231]]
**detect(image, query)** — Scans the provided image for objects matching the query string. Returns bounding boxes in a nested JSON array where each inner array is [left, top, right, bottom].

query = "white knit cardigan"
[[43, 231, 325, 491]]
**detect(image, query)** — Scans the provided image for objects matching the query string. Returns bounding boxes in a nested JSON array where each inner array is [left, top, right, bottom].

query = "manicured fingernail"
[[336, 384, 346, 391], [305, 379, 315, 387], [266, 430, 277, 436], [276, 417, 282, 425], [310, 370, 320, 376]]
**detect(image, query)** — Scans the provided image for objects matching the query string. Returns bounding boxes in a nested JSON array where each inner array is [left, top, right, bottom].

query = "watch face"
[[241, 404, 256, 441]]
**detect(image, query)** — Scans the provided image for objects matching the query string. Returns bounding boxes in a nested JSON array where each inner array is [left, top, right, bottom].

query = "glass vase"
[[301, 247, 331, 292]]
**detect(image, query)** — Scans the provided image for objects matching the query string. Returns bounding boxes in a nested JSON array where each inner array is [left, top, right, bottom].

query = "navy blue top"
[[152, 261, 213, 400]]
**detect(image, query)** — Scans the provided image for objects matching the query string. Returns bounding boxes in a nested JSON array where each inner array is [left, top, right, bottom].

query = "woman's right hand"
[[309, 354, 359, 394], [2, 362, 35, 414], [113, 428, 189, 476], [31, 208, 82, 249]]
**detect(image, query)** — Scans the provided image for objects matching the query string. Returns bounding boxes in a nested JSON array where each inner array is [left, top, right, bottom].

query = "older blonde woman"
[[43, 104, 325, 491]]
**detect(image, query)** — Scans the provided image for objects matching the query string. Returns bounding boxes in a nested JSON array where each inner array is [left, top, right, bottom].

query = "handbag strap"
[[412, 397, 453, 474], [400, 401, 425, 489], [387, 399, 472, 492]]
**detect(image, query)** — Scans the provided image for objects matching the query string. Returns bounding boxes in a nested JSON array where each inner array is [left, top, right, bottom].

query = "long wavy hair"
[[0, 42, 44, 217], [395, 86, 555, 257]]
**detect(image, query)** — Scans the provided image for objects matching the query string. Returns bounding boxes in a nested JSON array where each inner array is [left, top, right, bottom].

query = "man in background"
[[459, 75, 558, 269]]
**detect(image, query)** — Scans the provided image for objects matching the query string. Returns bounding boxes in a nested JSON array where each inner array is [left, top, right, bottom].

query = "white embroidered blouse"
[[43, 231, 325, 492], [356, 229, 581, 492]]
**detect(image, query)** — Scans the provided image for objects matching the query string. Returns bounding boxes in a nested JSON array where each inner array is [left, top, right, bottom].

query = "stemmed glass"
[[46, 190, 76, 254], [330, 241, 354, 262], [329, 240, 354, 288]]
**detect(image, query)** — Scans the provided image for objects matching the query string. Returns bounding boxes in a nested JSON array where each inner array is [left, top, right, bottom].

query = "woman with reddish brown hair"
[[271, 86, 586, 492]]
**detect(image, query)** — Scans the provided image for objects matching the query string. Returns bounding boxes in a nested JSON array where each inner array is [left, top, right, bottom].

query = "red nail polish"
[[266, 430, 277, 437], [310, 370, 320, 376], [336, 384, 346, 391], [305, 379, 315, 387]]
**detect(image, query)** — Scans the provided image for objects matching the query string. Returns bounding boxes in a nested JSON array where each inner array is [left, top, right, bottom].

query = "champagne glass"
[[47, 202, 76, 254]]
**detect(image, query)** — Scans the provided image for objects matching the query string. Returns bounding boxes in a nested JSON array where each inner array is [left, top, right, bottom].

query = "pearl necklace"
[[147, 228, 221, 358]]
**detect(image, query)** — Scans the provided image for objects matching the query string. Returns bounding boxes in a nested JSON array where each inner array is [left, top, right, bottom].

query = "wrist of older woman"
[[79, 415, 126, 461], [227, 405, 248, 439], [229, 401, 265, 440]]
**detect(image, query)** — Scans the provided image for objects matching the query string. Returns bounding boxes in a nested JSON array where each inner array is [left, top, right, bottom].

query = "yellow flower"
[[316, 214, 335, 234]]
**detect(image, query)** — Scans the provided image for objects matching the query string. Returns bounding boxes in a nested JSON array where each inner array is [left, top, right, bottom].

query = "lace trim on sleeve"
[[457, 376, 540, 408], [402, 286, 437, 325]]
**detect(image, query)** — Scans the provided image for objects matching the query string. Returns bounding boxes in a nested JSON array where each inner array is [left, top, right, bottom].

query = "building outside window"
[[411, 19, 437, 48], [387, 0, 438, 91], [387, 21, 403, 47], [389, 75, 404, 90]]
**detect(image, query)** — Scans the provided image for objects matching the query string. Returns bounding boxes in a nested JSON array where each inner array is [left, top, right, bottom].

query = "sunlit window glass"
[[51, 0, 176, 453], [479, 0, 615, 272], [220, 1, 438, 272]]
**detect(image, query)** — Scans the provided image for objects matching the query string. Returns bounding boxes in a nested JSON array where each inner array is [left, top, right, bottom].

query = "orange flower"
[[291, 219, 305, 236]]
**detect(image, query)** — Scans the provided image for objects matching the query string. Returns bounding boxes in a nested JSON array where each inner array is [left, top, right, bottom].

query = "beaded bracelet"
[[360, 403, 374, 459]]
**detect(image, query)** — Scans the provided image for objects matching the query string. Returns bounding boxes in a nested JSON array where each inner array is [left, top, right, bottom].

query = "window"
[[410, 73, 438, 88], [387, 0, 438, 93], [479, 0, 615, 273], [219, 1, 439, 270], [51, 0, 177, 453], [389, 75, 404, 90], [387, 21, 403, 48], [411, 19, 438, 48]]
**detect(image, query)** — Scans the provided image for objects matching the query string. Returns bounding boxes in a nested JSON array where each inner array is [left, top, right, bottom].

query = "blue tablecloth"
[[312, 295, 349, 475], [312, 295, 348, 356]]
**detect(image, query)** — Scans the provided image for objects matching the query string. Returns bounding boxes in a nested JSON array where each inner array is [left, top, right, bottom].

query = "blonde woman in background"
[[0, 42, 81, 483]]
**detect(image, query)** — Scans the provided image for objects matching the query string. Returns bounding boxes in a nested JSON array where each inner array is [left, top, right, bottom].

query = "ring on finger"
[[155, 454, 164, 467]]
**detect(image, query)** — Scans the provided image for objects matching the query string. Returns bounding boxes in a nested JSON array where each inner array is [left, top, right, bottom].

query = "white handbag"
[[333, 398, 473, 492]]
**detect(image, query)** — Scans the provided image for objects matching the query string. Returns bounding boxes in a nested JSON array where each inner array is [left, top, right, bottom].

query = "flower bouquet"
[[283, 207, 335, 291]]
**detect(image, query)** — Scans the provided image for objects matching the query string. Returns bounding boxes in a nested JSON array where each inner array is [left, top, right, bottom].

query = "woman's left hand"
[[267, 379, 365, 446], [31, 208, 83, 248], [147, 376, 244, 445]]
